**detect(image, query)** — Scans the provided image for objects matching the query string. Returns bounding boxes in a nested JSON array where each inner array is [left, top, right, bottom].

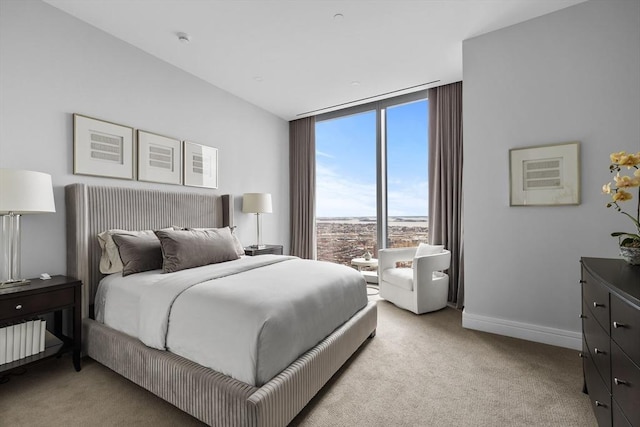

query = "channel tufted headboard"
[[65, 183, 232, 320]]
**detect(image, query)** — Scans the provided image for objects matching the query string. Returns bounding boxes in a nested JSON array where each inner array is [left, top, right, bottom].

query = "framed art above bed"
[[137, 130, 182, 185], [73, 114, 134, 180]]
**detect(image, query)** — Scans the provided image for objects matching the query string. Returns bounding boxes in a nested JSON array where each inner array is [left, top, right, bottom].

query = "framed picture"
[[509, 141, 580, 206], [183, 141, 218, 189], [73, 114, 134, 180], [137, 130, 182, 185]]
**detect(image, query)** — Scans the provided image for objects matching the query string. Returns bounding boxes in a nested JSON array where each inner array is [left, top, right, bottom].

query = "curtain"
[[289, 117, 316, 259], [428, 81, 464, 308]]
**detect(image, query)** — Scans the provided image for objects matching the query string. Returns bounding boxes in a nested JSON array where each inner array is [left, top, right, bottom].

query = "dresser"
[[581, 258, 639, 427]]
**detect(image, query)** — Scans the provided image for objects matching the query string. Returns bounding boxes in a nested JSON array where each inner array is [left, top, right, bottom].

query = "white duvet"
[[95, 255, 367, 386]]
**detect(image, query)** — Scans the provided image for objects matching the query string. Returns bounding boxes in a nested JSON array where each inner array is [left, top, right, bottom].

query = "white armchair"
[[378, 245, 451, 314]]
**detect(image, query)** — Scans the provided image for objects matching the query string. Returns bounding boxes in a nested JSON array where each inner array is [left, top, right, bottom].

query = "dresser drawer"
[[0, 287, 74, 321], [585, 345, 613, 427], [583, 299, 612, 389], [611, 293, 640, 365], [613, 399, 633, 427], [611, 341, 640, 427], [583, 269, 611, 333]]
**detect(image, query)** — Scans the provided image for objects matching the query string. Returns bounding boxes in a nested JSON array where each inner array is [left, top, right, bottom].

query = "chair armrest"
[[413, 250, 451, 279], [378, 247, 417, 273]]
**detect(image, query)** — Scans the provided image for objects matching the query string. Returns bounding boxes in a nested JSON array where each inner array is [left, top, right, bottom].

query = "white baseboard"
[[462, 310, 581, 350]]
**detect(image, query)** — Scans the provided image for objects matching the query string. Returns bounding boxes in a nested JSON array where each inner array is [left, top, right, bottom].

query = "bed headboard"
[[65, 183, 233, 320]]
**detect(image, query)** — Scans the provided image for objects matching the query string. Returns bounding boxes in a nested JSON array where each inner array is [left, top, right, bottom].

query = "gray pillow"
[[172, 225, 245, 257], [111, 233, 164, 276], [155, 228, 240, 273]]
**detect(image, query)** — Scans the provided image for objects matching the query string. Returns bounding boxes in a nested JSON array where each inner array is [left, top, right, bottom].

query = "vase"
[[620, 245, 640, 265], [363, 251, 372, 261]]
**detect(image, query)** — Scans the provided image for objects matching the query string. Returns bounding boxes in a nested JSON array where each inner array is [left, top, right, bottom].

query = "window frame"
[[315, 89, 428, 251]]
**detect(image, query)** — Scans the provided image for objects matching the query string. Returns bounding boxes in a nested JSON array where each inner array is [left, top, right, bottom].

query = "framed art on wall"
[[183, 141, 218, 189], [137, 130, 182, 185], [509, 141, 580, 206], [73, 114, 134, 180]]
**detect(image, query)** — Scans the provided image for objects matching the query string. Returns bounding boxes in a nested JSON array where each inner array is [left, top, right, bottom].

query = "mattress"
[[94, 255, 368, 386]]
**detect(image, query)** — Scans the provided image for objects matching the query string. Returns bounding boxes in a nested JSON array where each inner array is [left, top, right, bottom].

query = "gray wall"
[[0, 0, 289, 279], [462, 0, 640, 349]]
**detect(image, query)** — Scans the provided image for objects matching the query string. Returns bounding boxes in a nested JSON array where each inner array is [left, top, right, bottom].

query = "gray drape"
[[289, 117, 316, 259], [428, 81, 464, 308]]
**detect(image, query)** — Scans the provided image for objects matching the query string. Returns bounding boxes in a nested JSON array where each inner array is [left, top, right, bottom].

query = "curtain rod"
[[296, 80, 440, 117]]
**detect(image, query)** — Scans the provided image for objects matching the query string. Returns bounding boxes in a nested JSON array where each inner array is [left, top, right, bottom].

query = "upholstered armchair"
[[378, 245, 451, 314]]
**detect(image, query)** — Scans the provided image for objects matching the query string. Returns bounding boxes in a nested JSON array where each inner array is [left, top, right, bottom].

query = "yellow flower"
[[635, 169, 640, 178], [602, 182, 612, 194], [613, 190, 633, 202], [614, 173, 640, 188], [611, 151, 640, 168], [610, 151, 627, 163]]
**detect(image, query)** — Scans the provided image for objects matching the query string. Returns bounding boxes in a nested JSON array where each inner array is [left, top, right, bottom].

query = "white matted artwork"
[[73, 114, 134, 180], [137, 130, 182, 185], [183, 141, 218, 189], [509, 141, 580, 206]]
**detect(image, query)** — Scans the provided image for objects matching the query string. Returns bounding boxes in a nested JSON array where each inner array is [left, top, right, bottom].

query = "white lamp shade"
[[242, 193, 272, 214], [0, 169, 56, 214]]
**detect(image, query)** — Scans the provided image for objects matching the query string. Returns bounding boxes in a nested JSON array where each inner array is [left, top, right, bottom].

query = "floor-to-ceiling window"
[[315, 91, 428, 265], [315, 110, 377, 265]]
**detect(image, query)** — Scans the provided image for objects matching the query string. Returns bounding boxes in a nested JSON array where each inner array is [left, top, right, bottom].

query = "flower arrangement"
[[602, 151, 640, 249]]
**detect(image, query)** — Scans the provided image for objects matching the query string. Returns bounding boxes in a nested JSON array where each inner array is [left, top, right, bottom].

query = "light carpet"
[[0, 298, 595, 427]]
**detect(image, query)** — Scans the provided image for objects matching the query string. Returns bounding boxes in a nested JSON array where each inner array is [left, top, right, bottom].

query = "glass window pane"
[[386, 99, 429, 248], [316, 111, 377, 266]]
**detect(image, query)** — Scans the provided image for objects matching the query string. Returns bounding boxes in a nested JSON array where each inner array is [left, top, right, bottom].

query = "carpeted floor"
[[0, 298, 596, 427]]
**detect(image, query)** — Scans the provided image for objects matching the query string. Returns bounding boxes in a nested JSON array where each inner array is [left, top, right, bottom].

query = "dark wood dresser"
[[581, 258, 639, 427]]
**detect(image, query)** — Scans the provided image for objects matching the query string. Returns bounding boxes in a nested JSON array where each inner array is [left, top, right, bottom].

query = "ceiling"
[[43, 0, 587, 120]]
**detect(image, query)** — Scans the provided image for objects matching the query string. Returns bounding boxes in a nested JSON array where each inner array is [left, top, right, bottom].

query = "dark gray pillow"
[[111, 233, 163, 276], [155, 228, 240, 273]]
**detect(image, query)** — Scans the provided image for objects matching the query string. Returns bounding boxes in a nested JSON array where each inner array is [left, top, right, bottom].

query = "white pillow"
[[414, 243, 444, 258]]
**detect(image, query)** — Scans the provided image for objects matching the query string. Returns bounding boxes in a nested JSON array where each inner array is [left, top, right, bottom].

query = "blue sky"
[[316, 99, 428, 218]]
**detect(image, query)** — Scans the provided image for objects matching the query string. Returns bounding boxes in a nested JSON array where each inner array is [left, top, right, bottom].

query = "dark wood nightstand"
[[0, 275, 82, 372], [244, 244, 284, 256]]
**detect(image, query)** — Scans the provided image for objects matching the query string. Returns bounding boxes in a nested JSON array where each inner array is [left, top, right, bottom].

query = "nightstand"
[[244, 244, 284, 256], [0, 275, 82, 372]]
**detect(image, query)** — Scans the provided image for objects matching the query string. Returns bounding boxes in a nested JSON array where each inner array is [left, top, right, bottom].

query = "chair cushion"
[[383, 268, 414, 291]]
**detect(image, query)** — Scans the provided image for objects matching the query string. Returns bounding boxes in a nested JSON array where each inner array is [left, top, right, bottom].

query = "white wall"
[[463, 0, 640, 349], [0, 0, 289, 279]]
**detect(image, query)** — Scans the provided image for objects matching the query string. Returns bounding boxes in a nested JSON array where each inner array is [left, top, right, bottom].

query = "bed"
[[65, 183, 377, 427]]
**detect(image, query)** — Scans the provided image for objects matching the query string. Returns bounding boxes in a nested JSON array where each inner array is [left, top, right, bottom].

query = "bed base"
[[85, 301, 376, 427]]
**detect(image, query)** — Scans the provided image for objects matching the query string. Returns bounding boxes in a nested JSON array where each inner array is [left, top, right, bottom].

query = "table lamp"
[[0, 169, 56, 286], [242, 193, 272, 249]]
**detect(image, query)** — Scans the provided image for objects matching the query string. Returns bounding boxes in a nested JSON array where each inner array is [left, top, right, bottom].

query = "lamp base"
[[0, 278, 31, 288]]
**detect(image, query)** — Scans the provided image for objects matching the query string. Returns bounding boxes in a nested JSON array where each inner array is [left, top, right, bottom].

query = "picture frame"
[[509, 141, 580, 206], [73, 114, 134, 180], [183, 141, 218, 189], [137, 130, 182, 185]]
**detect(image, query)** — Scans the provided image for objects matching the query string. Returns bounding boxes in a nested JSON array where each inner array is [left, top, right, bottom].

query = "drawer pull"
[[579, 352, 587, 359], [579, 280, 586, 284], [613, 321, 627, 329], [593, 302, 605, 308], [594, 347, 606, 355], [595, 400, 607, 408], [15, 304, 23, 310], [614, 378, 628, 386], [579, 314, 587, 319]]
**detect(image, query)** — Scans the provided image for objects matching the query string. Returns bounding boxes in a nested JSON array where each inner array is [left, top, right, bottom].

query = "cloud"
[[316, 164, 428, 217], [316, 150, 334, 159]]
